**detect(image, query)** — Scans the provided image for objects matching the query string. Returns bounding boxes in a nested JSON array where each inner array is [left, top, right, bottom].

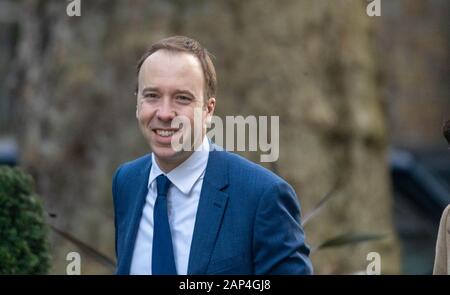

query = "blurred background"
[[0, 0, 449, 274]]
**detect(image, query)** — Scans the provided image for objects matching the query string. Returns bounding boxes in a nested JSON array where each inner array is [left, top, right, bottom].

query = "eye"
[[176, 95, 193, 103], [143, 92, 159, 99]]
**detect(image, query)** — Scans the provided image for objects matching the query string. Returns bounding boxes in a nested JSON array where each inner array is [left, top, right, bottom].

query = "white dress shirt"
[[129, 137, 210, 275]]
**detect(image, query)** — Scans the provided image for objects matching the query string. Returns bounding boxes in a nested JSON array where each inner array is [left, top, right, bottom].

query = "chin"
[[151, 144, 188, 163], [152, 144, 176, 158]]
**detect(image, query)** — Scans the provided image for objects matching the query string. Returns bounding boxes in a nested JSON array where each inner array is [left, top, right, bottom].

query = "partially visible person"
[[444, 120, 450, 144], [433, 119, 450, 275]]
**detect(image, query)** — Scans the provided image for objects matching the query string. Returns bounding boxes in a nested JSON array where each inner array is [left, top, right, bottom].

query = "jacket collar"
[[118, 144, 229, 275]]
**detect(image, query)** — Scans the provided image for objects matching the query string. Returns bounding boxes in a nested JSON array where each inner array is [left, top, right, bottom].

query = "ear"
[[136, 104, 139, 119], [135, 92, 140, 119], [205, 97, 216, 116]]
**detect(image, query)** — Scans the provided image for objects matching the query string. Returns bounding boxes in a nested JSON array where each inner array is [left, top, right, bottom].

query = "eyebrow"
[[141, 86, 159, 93]]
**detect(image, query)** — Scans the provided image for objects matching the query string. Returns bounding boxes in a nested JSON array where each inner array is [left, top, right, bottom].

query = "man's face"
[[136, 50, 215, 169]]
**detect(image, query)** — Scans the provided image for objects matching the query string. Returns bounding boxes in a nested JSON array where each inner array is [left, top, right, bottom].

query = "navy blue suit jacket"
[[112, 147, 313, 274]]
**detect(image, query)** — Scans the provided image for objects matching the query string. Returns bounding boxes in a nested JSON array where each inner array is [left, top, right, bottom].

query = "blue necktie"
[[152, 174, 177, 275]]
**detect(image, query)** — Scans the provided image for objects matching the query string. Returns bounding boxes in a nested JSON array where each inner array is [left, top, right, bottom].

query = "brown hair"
[[135, 36, 217, 101], [444, 120, 450, 144]]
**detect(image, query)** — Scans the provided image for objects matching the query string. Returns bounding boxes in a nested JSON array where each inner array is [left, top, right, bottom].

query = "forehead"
[[138, 50, 204, 91]]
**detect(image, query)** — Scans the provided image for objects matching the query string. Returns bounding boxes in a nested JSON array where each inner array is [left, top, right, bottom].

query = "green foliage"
[[0, 166, 51, 274]]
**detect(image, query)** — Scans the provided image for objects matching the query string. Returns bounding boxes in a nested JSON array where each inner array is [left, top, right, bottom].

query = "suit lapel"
[[187, 150, 229, 274], [117, 158, 151, 275]]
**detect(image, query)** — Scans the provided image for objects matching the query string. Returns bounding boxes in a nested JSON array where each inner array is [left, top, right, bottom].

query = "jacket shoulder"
[[443, 204, 450, 233], [113, 154, 151, 196], [120, 153, 152, 170], [217, 150, 289, 188], [115, 154, 151, 177]]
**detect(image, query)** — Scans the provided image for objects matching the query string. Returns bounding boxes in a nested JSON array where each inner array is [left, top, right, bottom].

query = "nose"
[[157, 98, 175, 122]]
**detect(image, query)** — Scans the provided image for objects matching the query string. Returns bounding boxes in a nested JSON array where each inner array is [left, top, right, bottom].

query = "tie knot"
[[156, 174, 171, 197]]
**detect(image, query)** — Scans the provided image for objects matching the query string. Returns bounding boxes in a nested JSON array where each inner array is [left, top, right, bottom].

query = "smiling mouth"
[[153, 129, 180, 137]]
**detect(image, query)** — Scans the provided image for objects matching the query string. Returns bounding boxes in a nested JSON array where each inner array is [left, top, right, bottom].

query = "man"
[[112, 36, 313, 275], [433, 119, 450, 275]]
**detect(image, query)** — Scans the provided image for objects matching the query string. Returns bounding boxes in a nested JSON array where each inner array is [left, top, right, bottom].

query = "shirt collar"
[[148, 136, 210, 195]]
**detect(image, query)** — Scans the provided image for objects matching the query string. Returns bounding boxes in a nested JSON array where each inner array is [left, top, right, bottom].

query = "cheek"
[[187, 110, 208, 130], [137, 103, 155, 122]]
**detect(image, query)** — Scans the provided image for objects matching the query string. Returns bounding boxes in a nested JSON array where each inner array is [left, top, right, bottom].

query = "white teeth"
[[156, 130, 175, 137]]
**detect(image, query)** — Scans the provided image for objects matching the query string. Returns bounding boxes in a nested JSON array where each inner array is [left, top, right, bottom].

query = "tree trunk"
[[2, 0, 402, 274]]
